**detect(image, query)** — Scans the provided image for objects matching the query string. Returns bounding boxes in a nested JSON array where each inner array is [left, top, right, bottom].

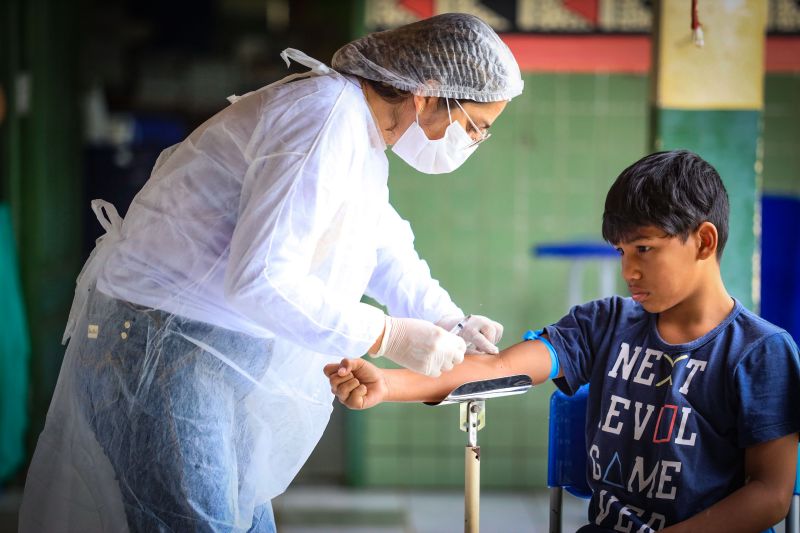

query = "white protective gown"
[[20, 51, 461, 532]]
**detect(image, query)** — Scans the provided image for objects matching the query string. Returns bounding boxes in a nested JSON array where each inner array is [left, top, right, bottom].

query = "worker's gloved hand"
[[436, 314, 504, 355], [372, 316, 467, 377]]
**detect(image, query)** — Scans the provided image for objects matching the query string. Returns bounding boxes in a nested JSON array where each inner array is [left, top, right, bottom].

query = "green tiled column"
[[653, 110, 761, 309]]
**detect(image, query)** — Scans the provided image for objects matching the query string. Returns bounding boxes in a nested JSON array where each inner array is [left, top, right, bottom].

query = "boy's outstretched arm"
[[663, 432, 798, 533], [324, 339, 558, 409]]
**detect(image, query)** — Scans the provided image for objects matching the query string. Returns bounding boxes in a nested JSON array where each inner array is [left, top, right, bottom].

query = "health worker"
[[20, 12, 523, 533]]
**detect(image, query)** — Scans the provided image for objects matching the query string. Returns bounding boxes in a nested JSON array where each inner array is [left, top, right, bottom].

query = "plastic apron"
[[20, 50, 347, 533]]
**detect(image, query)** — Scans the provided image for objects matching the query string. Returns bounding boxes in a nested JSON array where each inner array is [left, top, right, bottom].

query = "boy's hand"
[[324, 358, 389, 410]]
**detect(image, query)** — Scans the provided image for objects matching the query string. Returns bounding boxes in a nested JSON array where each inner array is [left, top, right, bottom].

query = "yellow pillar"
[[651, 0, 767, 309]]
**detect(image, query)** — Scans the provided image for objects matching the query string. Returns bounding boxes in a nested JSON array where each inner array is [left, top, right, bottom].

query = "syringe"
[[449, 314, 475, 352]]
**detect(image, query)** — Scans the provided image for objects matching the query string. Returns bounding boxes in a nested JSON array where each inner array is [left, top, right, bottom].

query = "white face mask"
[[391, 99, 481, 175]]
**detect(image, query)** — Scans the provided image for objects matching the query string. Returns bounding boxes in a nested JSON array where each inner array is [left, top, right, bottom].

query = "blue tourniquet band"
[[522, 329, 559, 379]]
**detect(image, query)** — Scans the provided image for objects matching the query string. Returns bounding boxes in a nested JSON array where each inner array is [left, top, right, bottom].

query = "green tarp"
[[0, 203, 29, 482]]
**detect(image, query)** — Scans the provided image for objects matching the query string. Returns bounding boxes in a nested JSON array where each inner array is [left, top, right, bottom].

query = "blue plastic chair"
[[548, 384, 591, 533]]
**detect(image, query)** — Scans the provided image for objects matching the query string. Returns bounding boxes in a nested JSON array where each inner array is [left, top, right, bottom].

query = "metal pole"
[[549, 487, 563, 533], [464, 400, 482, 533], [465, 444, 480, 533]]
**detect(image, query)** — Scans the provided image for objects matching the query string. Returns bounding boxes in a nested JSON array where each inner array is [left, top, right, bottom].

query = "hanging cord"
[[692, 0, 705, 48]]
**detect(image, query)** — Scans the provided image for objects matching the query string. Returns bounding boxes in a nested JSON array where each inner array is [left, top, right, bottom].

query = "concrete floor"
[[272, 485, 588, 533], [1, 485, 790, 532], [0, 489, 17, 533], [272, 486, 792, 533], [0, 485, 585, 532]]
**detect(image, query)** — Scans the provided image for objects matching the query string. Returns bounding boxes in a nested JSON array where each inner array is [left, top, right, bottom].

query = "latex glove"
[[436, 314, 504, 355], [372, 316, 466, 377]]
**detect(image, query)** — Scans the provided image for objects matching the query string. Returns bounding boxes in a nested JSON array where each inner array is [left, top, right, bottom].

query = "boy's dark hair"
[[602, 150, 730, 258]]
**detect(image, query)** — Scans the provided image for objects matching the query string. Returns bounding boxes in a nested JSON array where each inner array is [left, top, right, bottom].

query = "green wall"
[[763, 75, 800, 197], [352, 73, 650, 488]]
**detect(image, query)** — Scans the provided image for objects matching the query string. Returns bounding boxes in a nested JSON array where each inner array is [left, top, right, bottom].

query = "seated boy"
[[325, 150, 800, 533]]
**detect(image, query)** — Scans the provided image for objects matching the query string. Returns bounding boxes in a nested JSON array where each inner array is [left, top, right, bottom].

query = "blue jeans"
[[79, 290, 275, 532]]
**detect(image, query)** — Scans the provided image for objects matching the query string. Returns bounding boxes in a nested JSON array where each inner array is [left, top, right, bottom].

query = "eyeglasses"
[[466, 129, 491, 149], [452, 99, 492, 148]]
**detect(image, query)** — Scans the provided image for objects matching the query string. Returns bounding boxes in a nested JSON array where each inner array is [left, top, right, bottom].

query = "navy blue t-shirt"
[[544, 296, 800, 532]]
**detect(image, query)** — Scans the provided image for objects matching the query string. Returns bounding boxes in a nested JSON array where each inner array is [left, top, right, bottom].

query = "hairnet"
[[332, 13, 523, 103]]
